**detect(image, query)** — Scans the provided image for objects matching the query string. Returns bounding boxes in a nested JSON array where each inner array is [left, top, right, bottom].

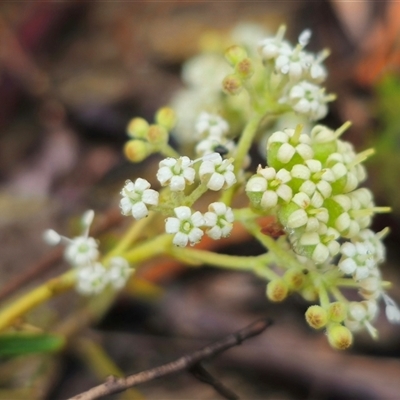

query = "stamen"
[[334, 121, 352, 139]]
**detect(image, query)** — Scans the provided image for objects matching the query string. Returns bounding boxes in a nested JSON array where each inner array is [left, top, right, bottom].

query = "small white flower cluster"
[[258, 26, 333, 121], [44, 210, 132, 296], [246, 125, 387, 268], [120, 151, 236, 246], [166, 203, 234, 247], [246, 123, 398, 332]]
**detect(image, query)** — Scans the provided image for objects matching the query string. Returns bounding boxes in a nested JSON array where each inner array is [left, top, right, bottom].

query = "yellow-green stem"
[[170, 246, 269, 272], [0, 271, 76, 332], [243, 220, 303, 271], [102, 212, 156, 264], [122, 234, 172, 263], [159, 143, 180, 158]]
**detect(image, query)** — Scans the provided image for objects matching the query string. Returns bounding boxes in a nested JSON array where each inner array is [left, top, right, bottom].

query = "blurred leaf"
[[0, 333, 65, 357]]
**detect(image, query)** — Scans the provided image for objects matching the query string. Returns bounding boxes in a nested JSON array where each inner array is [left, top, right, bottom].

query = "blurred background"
[[1, 1, 400, 399]]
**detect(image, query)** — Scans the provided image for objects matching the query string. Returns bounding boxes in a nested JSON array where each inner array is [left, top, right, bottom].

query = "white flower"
[[345, 300, 378, 337], [165, 206, 204, 247], [43, 210, 99, 267], [157, 156, 196, 191], [382, 293, 400, 324], [338, 240, 376, 280], [258, 25, 291, 61], [281, 81, 333, 121], [76, 263, 109, 296], [203, 202, 234, 240], [246, 166, 292, 209], [267, 128, 314, 165], [64, 236, 99, 267], [195, 112, 229, 139], [199, 153, 236, 191], [107, 257, 133, 290], [120, 178, 159, 219]]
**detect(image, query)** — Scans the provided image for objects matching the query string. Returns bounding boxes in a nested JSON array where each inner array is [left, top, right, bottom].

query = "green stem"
[[184, 183, 208, 206], [102, 212, 156, 264], [159, 144, 180, 158], [233, 114, 263, 174], [171, 247, 265, 272], [122, 234, 172, 263], [243, 219, 303, 271], [0, 271, 76, 332], [329, 286, 348, 304], [317, 282, 330, 309]]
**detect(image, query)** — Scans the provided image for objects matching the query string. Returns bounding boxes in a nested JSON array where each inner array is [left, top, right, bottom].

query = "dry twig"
[[68, 318, 272, 400]]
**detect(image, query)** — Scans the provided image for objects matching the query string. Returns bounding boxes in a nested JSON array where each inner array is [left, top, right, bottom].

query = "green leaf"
[[0, 333, 65, 357]]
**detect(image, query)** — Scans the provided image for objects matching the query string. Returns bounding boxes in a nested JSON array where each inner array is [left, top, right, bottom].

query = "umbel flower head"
[[44, 210, 133, 296]]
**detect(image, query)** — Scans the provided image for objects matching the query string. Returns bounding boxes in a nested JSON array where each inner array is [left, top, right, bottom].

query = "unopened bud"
[[327, 324, 353, 350], [305, 305, 328, 329], [127, 117, 149, 139], [124, 139, 151, 163], [146, 124, 169, 144], [222, 74, 243, 95], [283, 269, 305, 290], [225, 45, 247, 66], [266, 279, 288, 302], [155, 107, 177, 131], [235, 58, 254, 80], [328, 302, 347, 323]]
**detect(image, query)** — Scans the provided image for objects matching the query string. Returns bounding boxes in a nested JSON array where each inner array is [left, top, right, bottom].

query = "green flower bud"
[[327, 324, 353, 350], [305, 305, 328, 329], [155, 107, 177, 131], [328, 302, 347, 323], [222, 74, 243, 95], [301, 285, 319, 302], [224, 45, 247, 66], [124, 139, 151, 163], [146, 124, 169, 144], [266, 279, 288, 302], [235, 58, 254, 80], [284, 269, 305, 290], [127, 117, 149, 139]]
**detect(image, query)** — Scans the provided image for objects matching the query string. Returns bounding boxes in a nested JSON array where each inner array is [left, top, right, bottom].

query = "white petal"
[[173, 232, 189, 247], [165, 217, 180, 234], [131, 202, 148, 220]]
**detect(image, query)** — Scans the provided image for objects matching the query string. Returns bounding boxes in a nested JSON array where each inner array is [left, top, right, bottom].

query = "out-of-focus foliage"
[[372, 74, 400, 213]]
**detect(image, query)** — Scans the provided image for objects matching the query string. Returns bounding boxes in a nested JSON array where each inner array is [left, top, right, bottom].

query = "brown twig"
[[68, 318, 273, 400]]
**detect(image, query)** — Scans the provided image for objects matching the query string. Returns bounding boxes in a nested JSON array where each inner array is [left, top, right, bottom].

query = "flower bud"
[[283, 269, 305, 290], [266, 279, 288, 302], [222, 74, 243, 95], [155, 107, 177, 131], [301, 285, 318, 302], [327, 324, 353, 350], [305, 305, 328, 329], [124, 139, 151, 163], [235, 58, 254, 80], [328, 302, 347, 323], [225, 45, 247, 66], [127, 117, 149, 139], [146, 124, 169, 144]]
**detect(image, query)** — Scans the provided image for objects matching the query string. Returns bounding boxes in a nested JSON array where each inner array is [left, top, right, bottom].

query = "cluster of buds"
[[44, 211, 132, 295], [124, 107, 177, 162]]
